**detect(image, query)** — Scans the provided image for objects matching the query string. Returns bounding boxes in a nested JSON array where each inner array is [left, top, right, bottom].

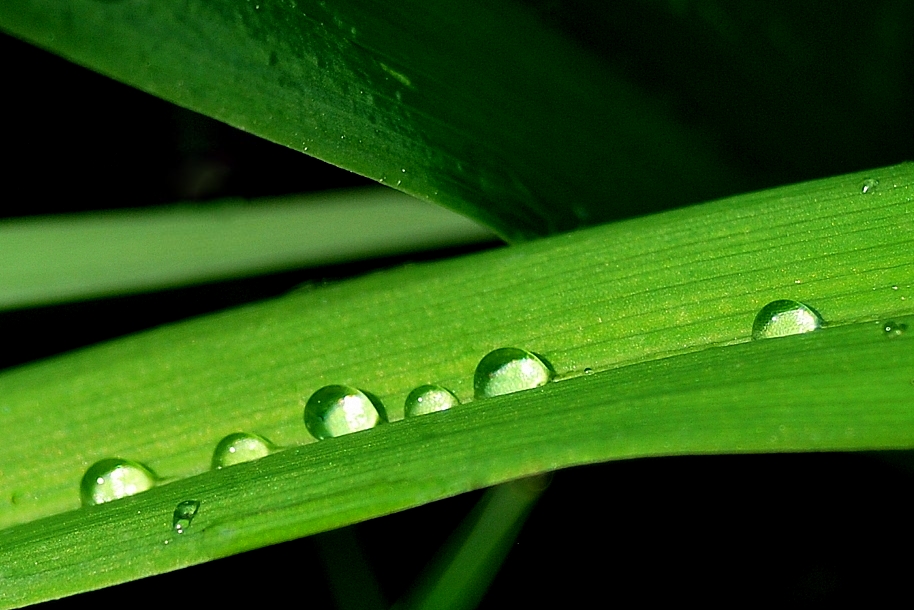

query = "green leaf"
[[0, 187, 493, 310], [1, 163, 912, 605], [0, 0, 744, 240]]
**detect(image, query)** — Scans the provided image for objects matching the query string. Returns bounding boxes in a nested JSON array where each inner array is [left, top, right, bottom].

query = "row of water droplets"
[[78, 344, 556, 526], [79, 298, 906, 530]]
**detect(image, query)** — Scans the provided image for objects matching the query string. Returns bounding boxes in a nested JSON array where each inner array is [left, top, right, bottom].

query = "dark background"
[[4, 0, 914, 605]]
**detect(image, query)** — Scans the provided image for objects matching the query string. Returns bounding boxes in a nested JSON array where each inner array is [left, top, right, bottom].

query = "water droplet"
[[405, 385, 460, 417], [80, 458, 156, 506], [583, 367, 594, 375], [401, 168, 406, 173], [883, 321, 908, 338], [173, 500, 200, 534], [861, 178, 879, 194], [474, 348, 554, 399], [751, 300, 823, 340], [304, 385, 387, 439], [211, 432, 274, 469]]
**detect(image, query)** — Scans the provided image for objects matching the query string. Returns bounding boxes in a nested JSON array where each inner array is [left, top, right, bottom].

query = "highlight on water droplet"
[[860, 178, 879, 194], [211, 432, 274, 470], [304, 385, 387, 439], [751, 300, 824, 340], [80, 458, 157, 506], [173, 500, 201, 534], [474, 347, 554, 399], [405, 384, 460, 417], [882, 320, 908, 338]]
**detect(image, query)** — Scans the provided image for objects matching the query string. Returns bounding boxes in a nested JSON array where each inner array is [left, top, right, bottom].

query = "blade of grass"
[[2, 312, 913, 607], [0, 0, 744, 240], [0, 187, 494, 310], [0, 163, 912, 604]]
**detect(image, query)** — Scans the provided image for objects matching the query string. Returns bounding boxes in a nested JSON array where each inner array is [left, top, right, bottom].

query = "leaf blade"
[[2, 312, 913, 607], [0, 164, 912, 605], [0, 187, 493, 310], [0, 0, 744, 239]]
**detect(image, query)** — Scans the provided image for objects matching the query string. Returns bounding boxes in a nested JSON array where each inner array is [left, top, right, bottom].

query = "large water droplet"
[[173, 500, 201, 534], [405, 384, 460, 417], [751, 300, 823, 340], [883, 320, 908, 338], [474, 348, 554, 399], [211, 432, 274, 469], [80, 458, 156, 506], [304, 385, 387, 439]]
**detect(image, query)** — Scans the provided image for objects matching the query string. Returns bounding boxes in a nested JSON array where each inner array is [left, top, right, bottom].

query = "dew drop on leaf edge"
[[405, 384, 460, 417], [751, 300, 824, 340], [474, 347, 554, 399], [80, 458, 157, 507], [173, 499, 201, 534], [211, 432, 274, 469], [304, 385, 387, 440], [861, 178, 879, 194]]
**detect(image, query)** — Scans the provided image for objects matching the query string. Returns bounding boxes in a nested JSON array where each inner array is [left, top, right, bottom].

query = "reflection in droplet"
[[474, 348, 554, 399], [80, 458, 157, 506], [405, 384, 460, 417], [211, 432, 274, 469], [304, 385, 387, 439], [883, 321, 908, 338], [173, 500, 201, 534], [751, 300, 823, 340], [861, 178, 879, 194]]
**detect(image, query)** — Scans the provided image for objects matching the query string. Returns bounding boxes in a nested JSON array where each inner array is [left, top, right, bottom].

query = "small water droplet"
[[80, 458, 156, 506], [474, 348, 554, 399], [401, 168, 406, 173], [173, 500, 200, 534], [883, 321, 908, 338], [405, 385, 460, 417], [304, 385, 387, 439], [892, 285, 899, 290], [751, 300, 824, 340], [583, 367, 594, 375], [861, 178, 879, 194], [211, 432, 274, 469]]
